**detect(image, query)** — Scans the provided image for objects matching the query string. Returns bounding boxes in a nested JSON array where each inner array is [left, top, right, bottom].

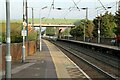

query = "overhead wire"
[[98, 0, 107, 10], [44, 0, 54, 24], [89, 2, 116, 20], [63, 0, 81, 18], [88, 1, 116, 19], [45, 0, 116, 22], [72, 0, 81, 11]]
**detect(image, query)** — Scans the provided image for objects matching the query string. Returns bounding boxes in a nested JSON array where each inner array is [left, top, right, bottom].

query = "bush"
[[28, 31, 37, 41], [2, 32, 5, 43], [11, 30, 23, 43], [1, 22, 38, 43]]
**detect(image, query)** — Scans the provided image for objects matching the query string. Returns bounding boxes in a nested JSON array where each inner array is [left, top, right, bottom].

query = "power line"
[[45, 0, 54, 23], [63, 0, 81, 18], [72, 0, 81, 11], [98, 0, 107, 10], [52, 0, 54, 9]]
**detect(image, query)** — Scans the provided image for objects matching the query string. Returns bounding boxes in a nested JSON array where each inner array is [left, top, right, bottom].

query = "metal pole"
[[83, 23, 85, 41], [39, 6, 47, 51], [39, 10, 42, 51], [83, 7, 88, 42], [54, 27, 56, 37], [32, 8, 34, 28], [45, 28, 46, 36], [5, 0, 11, 78], [67, 26, 69, 40], [118, 0, 120, 11], [86, 8, 88, 41], [22, 0, 26, 63], [86, 7, 88, 20], [98, 19, 100, 43], [97, 10, 101, 44], [116, 1, 118, 11], [22, 28, 25, 63], [25, 0, 28, 37]]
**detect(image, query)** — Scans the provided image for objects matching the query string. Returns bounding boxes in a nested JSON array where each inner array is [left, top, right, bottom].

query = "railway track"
[[50, 40, 119, 80]]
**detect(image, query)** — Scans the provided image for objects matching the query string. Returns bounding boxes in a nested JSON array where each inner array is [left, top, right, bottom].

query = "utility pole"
[[83, 22, 85, 42], [64, 18, 69, 40], [97, 10, 100, 44], [116, 1, 118, 11], [39, 13, 42, 51], [85, 7, 88, 42], [5, 0, 11, 78], [82, 7, 88, 42], [118, 0, 120, 11], [67, 26, 69, 40], [97, 9, 101, 44], [32, 8, 34, 28], [25, 0, 28, 37], [39, 6, 47, 52]]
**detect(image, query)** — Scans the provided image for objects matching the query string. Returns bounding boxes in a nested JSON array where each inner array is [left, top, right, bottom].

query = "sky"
[[0, 0, 119, 20]]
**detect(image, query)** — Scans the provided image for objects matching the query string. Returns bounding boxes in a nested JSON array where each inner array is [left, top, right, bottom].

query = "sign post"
[[21, 28, 27, 63]]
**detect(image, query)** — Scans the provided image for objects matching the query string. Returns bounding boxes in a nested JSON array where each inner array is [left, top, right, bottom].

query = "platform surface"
[[2, 39, 89, 79]]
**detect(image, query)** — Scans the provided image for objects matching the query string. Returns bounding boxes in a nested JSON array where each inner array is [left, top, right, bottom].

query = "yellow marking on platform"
[[44, 40, 71, 78]]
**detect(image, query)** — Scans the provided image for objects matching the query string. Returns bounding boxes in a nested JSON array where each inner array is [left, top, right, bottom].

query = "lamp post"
[[22, 0, 27, 63], [53, 8, 62, 39], [97, 15, 100, 44], [96, 7, 111, 43], [81, 7, 88, 42], [25, 0, 28, 37], [32, 7, 34, 28], [39, 6, 47, 51], [5, 0, 11, 78], [27, 7, 34, 28]]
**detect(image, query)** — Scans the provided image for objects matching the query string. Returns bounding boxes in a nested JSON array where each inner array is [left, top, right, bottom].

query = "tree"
[[86, 20, 94, 38], [93, 18, 98, 37], [93, 12, 116, 38], [70, 27, 83, 40], [46, 27, 56, 36], [114, 9, 120, 35], [70, 19, 94, 39]]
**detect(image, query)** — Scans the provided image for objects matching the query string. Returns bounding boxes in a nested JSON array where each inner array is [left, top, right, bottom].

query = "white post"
[[97, 9, 101, 44], [22, 0, 27, 63], [39, 10, 42, 52], [97, 10, 101, 44], [39, 6, 47, 51], [22, 27, 26, 62]]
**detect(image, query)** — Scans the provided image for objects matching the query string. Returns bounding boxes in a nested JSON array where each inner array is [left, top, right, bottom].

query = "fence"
[[2, 41, 37, 70]]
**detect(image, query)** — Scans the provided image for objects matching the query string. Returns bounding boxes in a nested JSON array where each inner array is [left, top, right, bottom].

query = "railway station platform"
[[2, 39, 89, 79]]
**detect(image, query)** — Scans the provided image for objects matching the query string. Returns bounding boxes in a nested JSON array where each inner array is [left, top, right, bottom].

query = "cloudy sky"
[[0, 0, 119, 20]]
